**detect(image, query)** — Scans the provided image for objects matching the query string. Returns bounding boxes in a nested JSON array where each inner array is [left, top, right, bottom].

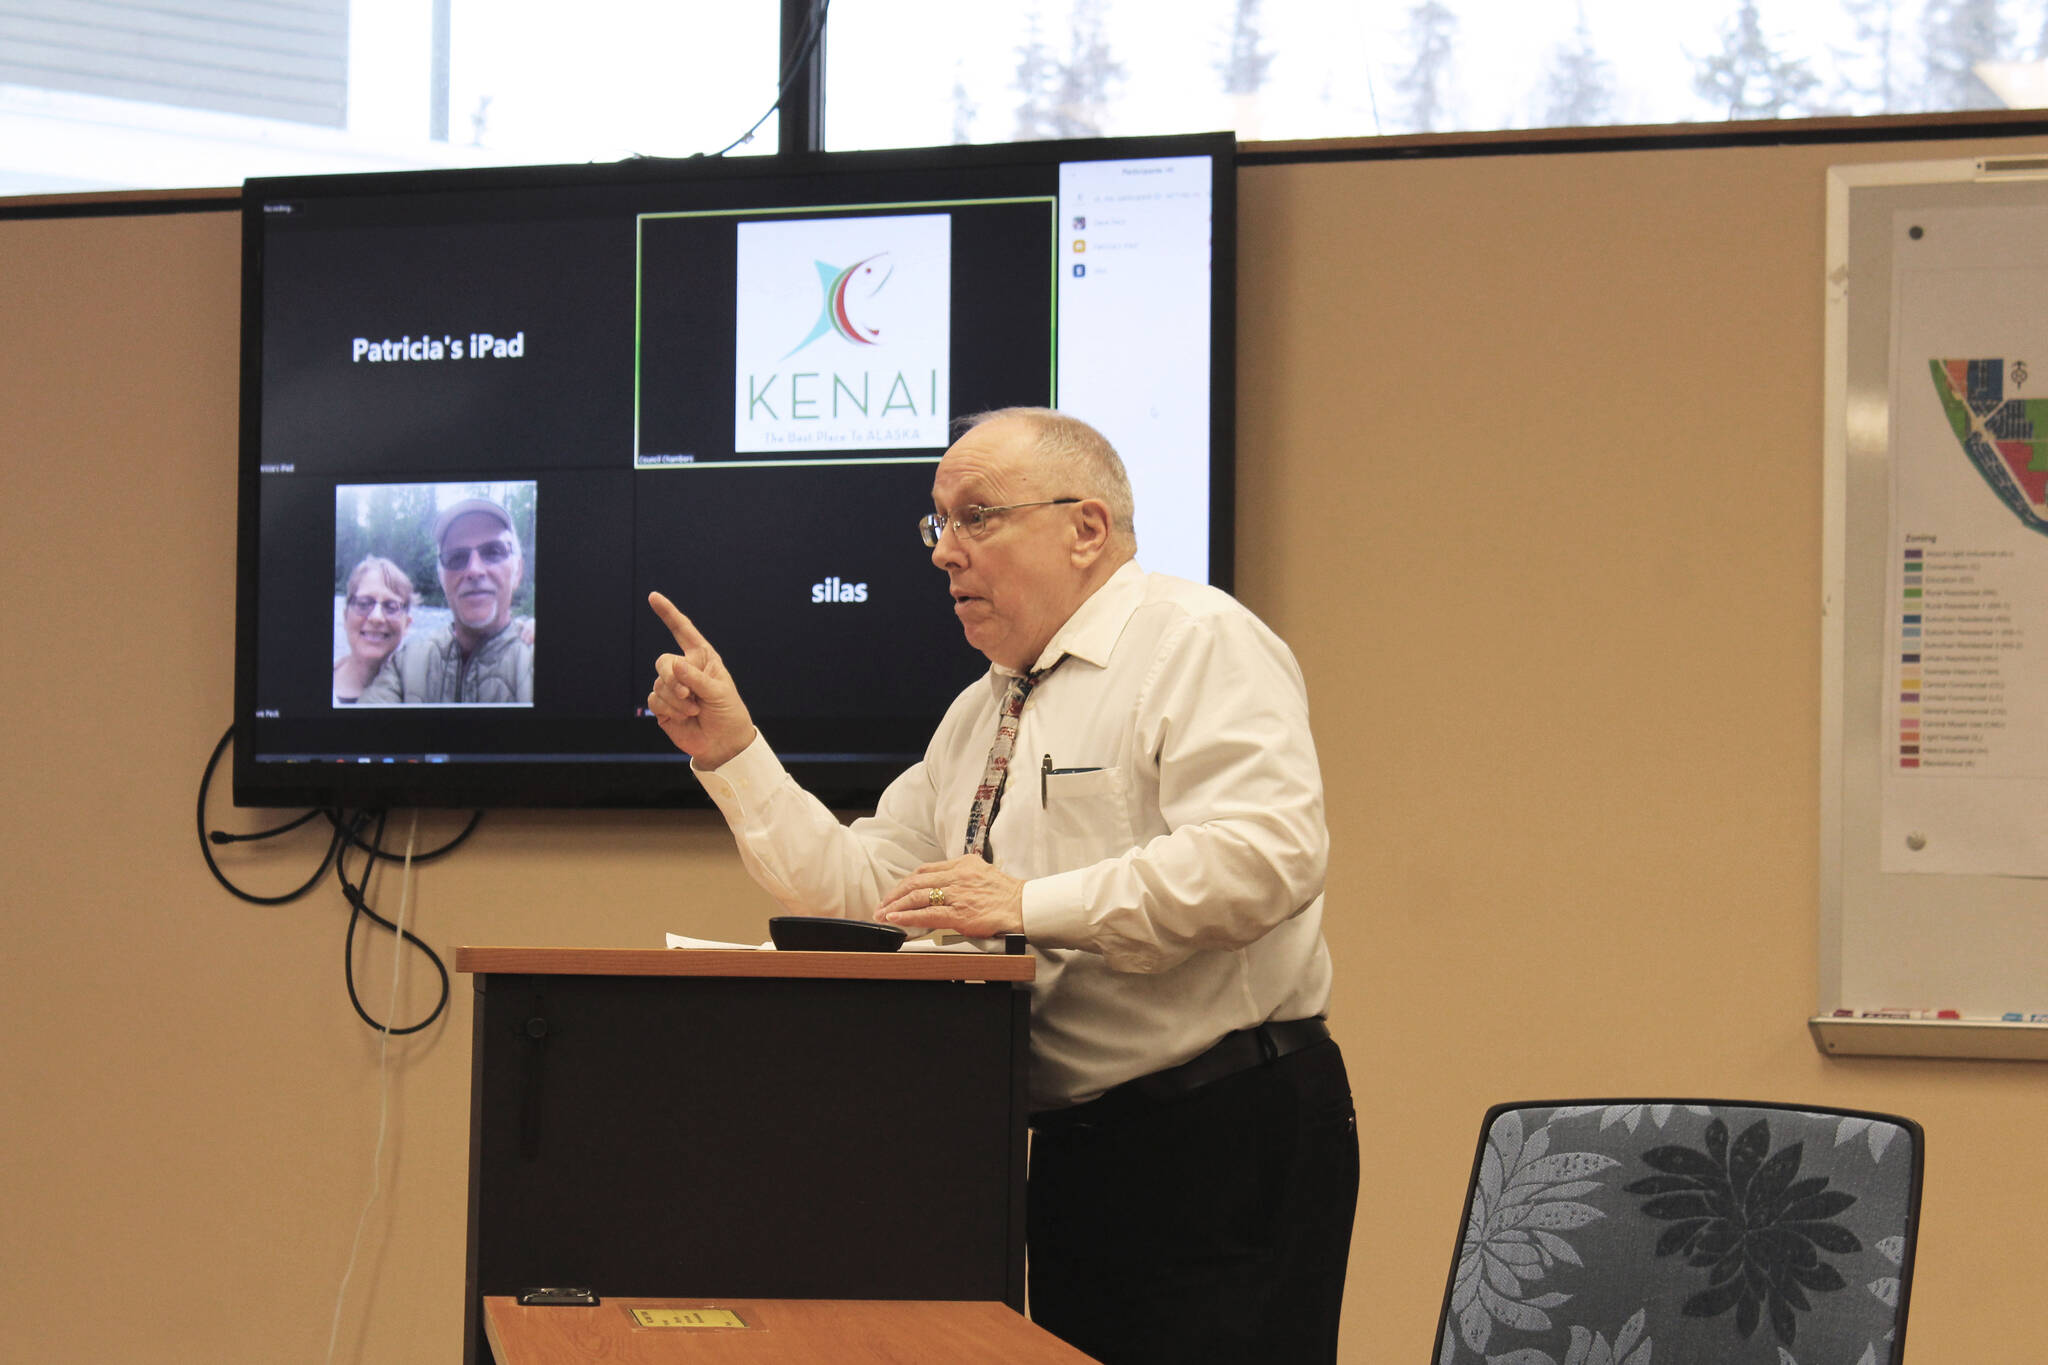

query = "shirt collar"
[[989, 559, 1145, 684]]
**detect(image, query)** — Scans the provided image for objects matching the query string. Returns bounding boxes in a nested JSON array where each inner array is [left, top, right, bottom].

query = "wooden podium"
[[482, 1296, 1098, 1364], [455, 947, 1034, 1365]]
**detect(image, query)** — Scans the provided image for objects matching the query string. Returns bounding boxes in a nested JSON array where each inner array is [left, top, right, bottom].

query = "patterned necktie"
[[962, 657, 1063, 861]]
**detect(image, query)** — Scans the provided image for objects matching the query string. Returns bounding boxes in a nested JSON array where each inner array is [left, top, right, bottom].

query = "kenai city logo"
[[784, 253, 893, 358], [734, 213, 952, 455]]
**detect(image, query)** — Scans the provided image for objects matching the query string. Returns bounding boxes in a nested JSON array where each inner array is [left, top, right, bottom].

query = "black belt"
[[1031, 1016, 1331, 1131]]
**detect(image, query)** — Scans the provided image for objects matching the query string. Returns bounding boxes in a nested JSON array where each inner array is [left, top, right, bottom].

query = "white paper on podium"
[[664, 933, 772, 951]]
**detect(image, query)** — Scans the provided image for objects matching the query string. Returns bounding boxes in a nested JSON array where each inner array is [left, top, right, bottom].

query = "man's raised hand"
[[647, 592, 757, 769]]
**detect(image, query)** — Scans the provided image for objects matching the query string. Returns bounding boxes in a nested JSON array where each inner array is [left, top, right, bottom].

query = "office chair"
[[1434, 1100, 1923, 1365]]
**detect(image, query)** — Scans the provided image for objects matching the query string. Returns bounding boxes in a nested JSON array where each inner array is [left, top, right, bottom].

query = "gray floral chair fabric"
[[1434, 1100, 1923, 1365]]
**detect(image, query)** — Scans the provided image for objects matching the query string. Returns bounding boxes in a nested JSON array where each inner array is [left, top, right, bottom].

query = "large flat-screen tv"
[[233, 132, 1235, 809]]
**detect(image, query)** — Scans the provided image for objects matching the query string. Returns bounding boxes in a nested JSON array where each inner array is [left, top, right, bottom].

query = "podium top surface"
[[483, 1297, 1096, 1363], [453, 946, 1034, 983]]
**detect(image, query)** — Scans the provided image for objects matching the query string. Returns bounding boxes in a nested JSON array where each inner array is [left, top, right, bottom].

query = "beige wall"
[[6, 127, 2046, 1362]]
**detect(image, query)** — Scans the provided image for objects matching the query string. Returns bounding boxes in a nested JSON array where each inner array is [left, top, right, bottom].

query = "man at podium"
[[647, 408, 1358, 1365]]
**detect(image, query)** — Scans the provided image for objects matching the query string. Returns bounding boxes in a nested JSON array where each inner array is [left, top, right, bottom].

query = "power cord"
[[325, 809, 421, 1365], [335, 809, 451, 1035], [196, 724, 343, 905], [196, 723, 466, 1033], [334, 803, 482, 864], [680, 0, 834, 159]]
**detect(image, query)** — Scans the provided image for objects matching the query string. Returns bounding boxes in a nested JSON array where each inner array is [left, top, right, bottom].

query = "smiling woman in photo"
[[333, 556, 415, 704]]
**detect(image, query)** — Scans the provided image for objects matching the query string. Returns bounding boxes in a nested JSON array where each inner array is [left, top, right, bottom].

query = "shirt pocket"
[[1038, 764, 1135, 866]]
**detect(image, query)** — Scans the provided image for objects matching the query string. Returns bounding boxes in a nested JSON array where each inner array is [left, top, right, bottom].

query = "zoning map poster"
[[1882, 203, 2048, 876]]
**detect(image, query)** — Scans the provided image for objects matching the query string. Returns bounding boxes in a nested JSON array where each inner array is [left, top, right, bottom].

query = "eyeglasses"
[[918, 499, 1079, 548], [346, 595, 410, 617], [439, 539, 515, 572]]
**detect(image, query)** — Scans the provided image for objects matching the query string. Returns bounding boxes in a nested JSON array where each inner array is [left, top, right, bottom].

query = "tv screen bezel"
[[232, 131, 1237, 810]]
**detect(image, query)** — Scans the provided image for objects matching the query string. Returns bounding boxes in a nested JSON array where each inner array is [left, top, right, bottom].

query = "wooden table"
[[482, 1297, 1099, 1364]]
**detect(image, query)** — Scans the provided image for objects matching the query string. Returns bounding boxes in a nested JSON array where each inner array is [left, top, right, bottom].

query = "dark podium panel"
[[455, 948, 1034, 1365]]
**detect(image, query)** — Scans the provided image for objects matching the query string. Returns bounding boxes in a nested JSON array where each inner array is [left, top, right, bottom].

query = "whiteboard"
[[1819, 155, 2048, 1059]]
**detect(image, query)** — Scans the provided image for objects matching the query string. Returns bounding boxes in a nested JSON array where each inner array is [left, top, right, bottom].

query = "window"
[[2, 0, 2043, 196], [823, 0, 2048, 150], [0, 0, 779, 195]]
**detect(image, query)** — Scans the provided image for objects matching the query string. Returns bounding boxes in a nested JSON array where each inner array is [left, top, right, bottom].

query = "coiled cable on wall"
[[195, 722, 474, 1033]]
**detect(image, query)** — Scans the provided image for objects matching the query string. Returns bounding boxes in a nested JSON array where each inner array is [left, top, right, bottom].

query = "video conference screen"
[[233, 133, 1235, 808]]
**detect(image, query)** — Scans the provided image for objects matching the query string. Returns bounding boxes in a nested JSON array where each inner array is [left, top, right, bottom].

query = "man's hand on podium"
[[877, 855, 1026, 939]]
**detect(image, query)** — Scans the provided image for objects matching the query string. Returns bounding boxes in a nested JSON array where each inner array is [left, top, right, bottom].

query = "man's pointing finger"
[[648, 591, 709, 656]]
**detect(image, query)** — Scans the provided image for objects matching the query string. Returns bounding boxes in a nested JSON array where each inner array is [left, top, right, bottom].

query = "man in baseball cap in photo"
[[360, 495, 533, 705]]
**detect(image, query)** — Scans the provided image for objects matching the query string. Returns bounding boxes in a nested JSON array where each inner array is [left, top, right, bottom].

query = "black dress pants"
[[1026, 1039, 1360, 1365]]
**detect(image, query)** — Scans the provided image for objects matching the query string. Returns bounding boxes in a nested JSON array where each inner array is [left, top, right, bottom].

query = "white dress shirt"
[[695, 561, 1333, 1110]]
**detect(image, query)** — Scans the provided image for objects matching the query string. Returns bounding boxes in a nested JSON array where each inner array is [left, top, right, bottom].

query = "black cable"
[[330, 805, 484, 863], [336, 810, 451, 1036], [210, 807, 324, 844], [769, 0, 833, 108], [699, 0, 833, 158], [196, 722, 454, 1033], [195, 723, 343, 905]]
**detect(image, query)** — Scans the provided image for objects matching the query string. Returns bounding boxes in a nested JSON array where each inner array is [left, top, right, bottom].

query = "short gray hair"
[[962, 407, 1136, 550]]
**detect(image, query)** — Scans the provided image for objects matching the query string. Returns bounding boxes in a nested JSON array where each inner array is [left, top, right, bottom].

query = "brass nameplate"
[[629, 1307, 750, 1329]]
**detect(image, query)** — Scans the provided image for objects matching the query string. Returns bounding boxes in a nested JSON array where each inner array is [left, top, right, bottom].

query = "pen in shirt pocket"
[[1042, 753, 1104, 806]]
